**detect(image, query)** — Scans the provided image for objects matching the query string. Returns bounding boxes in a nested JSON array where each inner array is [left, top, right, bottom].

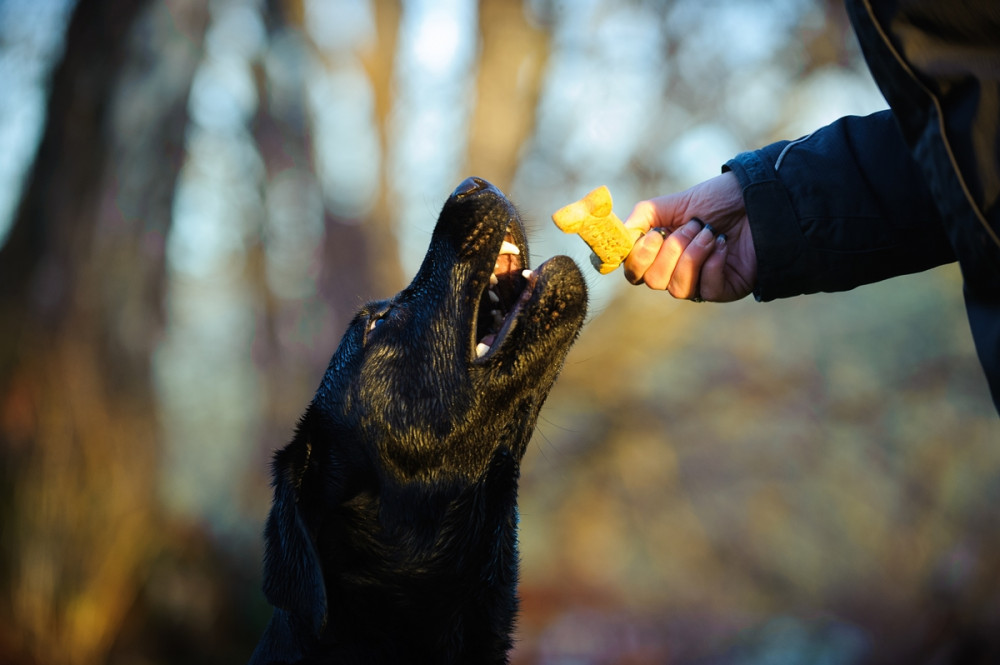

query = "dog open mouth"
[[473, 224, 529, 360], [452, 177, 585, 366]]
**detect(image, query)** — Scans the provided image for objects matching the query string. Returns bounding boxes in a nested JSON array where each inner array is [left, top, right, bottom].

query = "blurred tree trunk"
[[247, 0, 405, 455], [0, 0, 207, 663], [356, 0, 404, 296], [467, 0, 549, 191], [283, 0, 403, 305]]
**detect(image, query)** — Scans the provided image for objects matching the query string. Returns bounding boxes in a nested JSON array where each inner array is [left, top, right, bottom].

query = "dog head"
[[256, 177, 587, 661]]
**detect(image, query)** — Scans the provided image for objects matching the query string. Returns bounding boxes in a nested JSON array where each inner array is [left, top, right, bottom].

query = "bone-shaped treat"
[[552, 186, 641, 274]]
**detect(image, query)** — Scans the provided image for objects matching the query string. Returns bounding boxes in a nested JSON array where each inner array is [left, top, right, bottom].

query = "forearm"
[[725, 111, 956, 302]]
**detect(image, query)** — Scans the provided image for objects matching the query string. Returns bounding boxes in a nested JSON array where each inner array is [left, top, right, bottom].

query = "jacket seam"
[[774, 132, 816, 172], [859, 0, 999, 247]]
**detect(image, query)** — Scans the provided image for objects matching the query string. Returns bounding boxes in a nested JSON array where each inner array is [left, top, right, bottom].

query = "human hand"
[[622, 172, 757, 302]]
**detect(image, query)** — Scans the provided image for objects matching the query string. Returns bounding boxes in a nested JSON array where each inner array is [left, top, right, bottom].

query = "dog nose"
[[452, 177, 491, 199]]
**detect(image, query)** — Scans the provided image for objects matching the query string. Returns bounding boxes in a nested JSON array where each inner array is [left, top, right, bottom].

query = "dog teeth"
[[522, 269, 533, 280], [491, 309, 504, 327], [488, 289, 500, 303], [499, 241, 520, 255], [489, 273, 499, 286], [475, 342, 490, 358]]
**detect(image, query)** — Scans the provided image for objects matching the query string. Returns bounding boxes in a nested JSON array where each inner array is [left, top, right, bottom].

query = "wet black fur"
[[248, 179, 588, 664]]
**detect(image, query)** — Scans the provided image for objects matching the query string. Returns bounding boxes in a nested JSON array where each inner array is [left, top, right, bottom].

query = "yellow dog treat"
[[552, 185, 641, 274]]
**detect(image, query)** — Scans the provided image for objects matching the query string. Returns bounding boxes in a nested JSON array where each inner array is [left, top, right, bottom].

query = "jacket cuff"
[[724, 147, 802, 302]]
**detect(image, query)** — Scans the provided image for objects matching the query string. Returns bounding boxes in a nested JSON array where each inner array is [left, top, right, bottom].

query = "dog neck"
[[251, 448, 523, 665], [321, 450, 522, 663]]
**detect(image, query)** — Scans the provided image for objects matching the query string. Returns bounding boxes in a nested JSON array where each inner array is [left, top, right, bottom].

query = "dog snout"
[[451, 176, 497, 200]]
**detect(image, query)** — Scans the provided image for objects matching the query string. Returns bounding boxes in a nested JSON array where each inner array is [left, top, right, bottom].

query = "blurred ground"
[[513, 263, 1000, 663]]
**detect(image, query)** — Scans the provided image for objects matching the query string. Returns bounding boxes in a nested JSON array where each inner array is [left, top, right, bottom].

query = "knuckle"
[[667, 281, 689, 299], [645, 278, 667, 291], [643, 268, 669, 290]]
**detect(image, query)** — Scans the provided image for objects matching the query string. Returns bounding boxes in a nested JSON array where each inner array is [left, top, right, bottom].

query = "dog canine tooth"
[[488, 289, 500, 303], [499, 240, 520, 255], [489, 273, 499, 286], [475, 332, 496, 358], [521, 269, 533, 280]]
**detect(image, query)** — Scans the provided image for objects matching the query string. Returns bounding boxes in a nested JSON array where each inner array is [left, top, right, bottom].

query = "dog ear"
[[261, 441, 328, 636]]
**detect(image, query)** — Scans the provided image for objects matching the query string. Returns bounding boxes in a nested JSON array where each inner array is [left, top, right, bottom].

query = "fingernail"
[[716, 233, 727, 248], [704, 224, 716, 236], [682, 219, 703, 236], [694, 225, 715, 246]]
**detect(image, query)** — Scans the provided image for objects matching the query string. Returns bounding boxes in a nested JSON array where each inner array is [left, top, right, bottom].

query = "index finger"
[[623, 228, 667, 284]]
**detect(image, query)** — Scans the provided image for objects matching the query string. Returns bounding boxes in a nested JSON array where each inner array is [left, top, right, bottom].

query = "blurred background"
[[1, 0, 998, 663]]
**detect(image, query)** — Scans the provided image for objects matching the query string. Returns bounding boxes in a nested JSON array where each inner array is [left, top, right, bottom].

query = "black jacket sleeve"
[[724, 110, 956, 302]]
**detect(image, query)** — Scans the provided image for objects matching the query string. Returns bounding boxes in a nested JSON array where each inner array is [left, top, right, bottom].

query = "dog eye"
[[365, 307, 392, 337], [363, 301, 400, 344]]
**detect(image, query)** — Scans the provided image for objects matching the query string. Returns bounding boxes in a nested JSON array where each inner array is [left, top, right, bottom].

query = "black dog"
[[248, 177, 587, 664]]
